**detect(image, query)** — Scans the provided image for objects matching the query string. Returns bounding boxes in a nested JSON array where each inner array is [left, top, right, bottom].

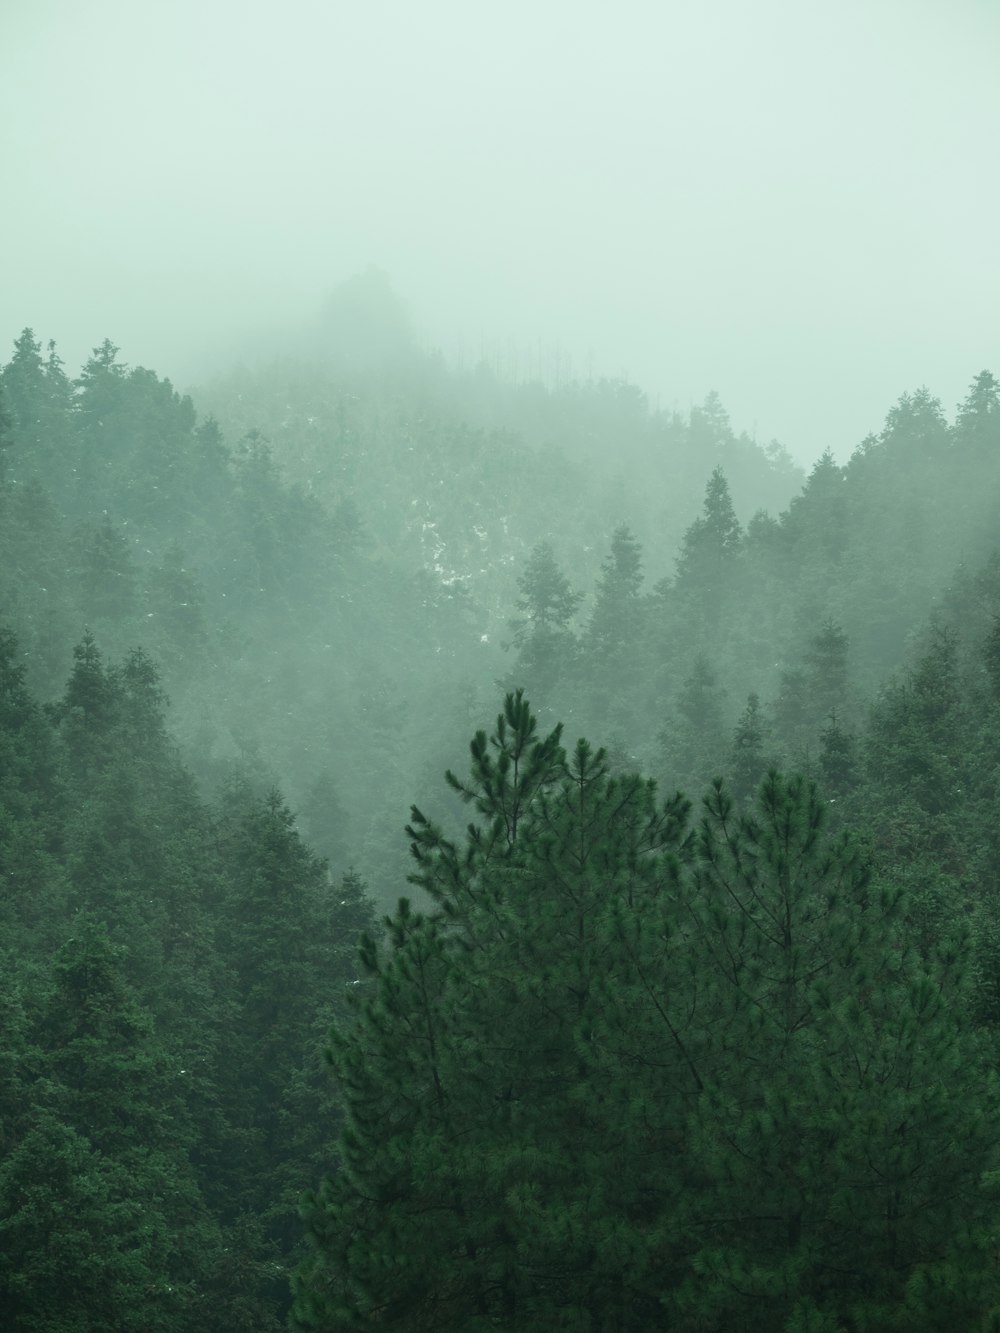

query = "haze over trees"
[[3, 289, 1000, 1329]]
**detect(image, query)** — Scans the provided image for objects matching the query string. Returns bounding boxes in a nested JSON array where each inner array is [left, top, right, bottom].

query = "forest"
[[3, 281, 1000, 1331]]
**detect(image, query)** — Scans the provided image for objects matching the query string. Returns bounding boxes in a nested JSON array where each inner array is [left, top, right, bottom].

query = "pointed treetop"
[[675, 467, 742, 585], [957, 369, 1000, 434], [510, 541, 582, 645]]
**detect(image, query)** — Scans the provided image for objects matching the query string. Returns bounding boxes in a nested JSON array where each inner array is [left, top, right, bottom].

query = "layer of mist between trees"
[[3, 279, 1000, 1328]]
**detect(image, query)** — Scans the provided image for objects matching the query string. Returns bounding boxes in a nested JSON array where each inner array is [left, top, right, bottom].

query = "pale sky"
[[2, 0, 998, 462]]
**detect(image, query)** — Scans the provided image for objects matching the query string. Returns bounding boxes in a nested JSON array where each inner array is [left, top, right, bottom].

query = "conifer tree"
[[586, 523, 643, 657], [0, 329, 73, 491], [0, 922, 222, 1332], [210, 780, 371, 1286], [731, 691, 770, 802], [679, 773, 1000, 1330], [0, 381, 13, 487], [818, 711, 858, 801], [956, 370, 1000, 446], [805, 618, 851, 723], [298, 692, 698, 1328], [674, 466, 742, 593], [297, 697, 1000, 1330], [781, 450, 848, 562], [72, 515, 139, 628], [0, 627, 63, 946], [507, 540, 581, 696], [659, 654, 729, 792]]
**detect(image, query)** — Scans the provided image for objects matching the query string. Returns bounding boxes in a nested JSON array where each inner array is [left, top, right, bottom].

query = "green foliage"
[[0, 630, 380, 1327], [0, 923, 222, 1332], [731, 691, 772, 802], [675, 465, 742, 591], [5, 320, 1000, 1331], [587, 523, 644, 651], [297, 697, 1000, 1330], [658, 653, 729, 792], [507, 541, 581, 700]]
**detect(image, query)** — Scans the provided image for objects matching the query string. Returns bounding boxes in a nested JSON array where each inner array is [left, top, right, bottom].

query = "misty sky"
[[3, 0, 998, 463]]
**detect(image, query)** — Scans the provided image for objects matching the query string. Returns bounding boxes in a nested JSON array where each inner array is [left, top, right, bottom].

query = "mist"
[[4, 0, 998, 461], [8, 3, 1000, 1325]]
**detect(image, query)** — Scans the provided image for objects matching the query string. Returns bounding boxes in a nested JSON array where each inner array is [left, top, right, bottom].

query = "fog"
[[3, 0, 998, 460]]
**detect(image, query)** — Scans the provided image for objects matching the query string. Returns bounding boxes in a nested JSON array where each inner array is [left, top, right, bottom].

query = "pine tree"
[[297, 697, 1000, 1330], [659, 654, 729, 792], [297, 693, 694, 1327], [507, 540, 581, 697], [72, 514, 139, 628], [674, 466, 742, 592], [0, 329, 73, 491], [818, 711, 858, 801], [586, 524, 643, 657], [731, 691, 771, 802], [210, 780, 371, 1289], [72, 339, 129, 514], [956, 370, 1000, 448], [0, 379, 13, 488], [510, 541, 582, 644], [804, 618, 851, 723], [781, 450, 848, 561], [0, 626, 63, 946], [879, 387, 950, 466], [56, 632, 121, 783], [868, 626, 963, 822], [679, 773, 1000, 1331], [0, 922, 222, 1332]]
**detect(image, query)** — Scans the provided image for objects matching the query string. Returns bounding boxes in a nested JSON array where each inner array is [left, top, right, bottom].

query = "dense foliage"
[[297, 695, 1000, 1330], [3, 298, 1000, 1327]]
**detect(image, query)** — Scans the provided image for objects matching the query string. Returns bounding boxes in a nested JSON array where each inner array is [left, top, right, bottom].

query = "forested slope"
[[2, 312, 1000, 1328], [0, 319, 802, 899]]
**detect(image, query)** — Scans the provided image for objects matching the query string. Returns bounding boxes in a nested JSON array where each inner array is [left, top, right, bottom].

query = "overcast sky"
[[2, 0, 998, 462]]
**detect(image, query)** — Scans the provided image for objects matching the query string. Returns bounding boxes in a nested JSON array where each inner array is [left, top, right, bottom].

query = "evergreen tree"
[[0, 379, 13, 487], [867, 626, 963, 823], [72, 339, 128, 513], [818, 711, 858, 802], [507, 540, 581, 697], [0, 329, 73, 491], [659, 653, 729, 792], [771, 622, 851, 771], [210, 779, 374, 1300], [688, 389, 733, 452], [0, 626, 63, 945], [143, 542, 210, 675], [0, 923, 222, 1332], [780, 450, 848, 562], [878, 387, 951, 466], [680, 773, 1000, 1330], [674, 465, 742, 593], [804, 618, 851, 723], [56, 631, 121, 783], [586, 523, 644, 656], [731, 691, 771, 802], [955, 370, 1000, 446], [771, 667, 814, 769], [72, 514, 139, 628], [297, 697, 1000, 1330], [299, 694, 691, 1328]]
